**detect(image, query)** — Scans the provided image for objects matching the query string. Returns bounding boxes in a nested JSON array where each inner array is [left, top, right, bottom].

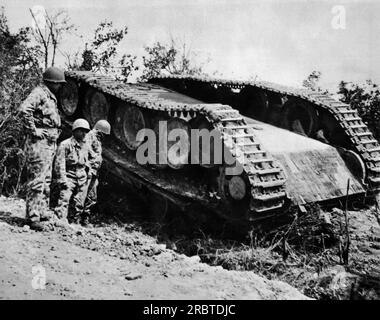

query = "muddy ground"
[[95, 182, 380, 300], [173, 205, 380, 300], [1, 182, 380, 301], [0, 196, 307, 300]]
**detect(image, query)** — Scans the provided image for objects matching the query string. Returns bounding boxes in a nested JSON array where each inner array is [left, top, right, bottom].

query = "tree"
[[29, 7, 75, 68], [303, 71, 322, 91], [338, 80, 380, 140], [140, 38, 210, 81], [72, 20, 138, 82], [63, 49, 82, 70], [0, 7, 41, 195]]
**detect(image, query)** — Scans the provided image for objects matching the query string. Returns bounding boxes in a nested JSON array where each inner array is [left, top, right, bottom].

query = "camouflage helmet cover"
[[43, 67, 66, 83], [94, 119, 111, 135], [72, 118, 90, 131]]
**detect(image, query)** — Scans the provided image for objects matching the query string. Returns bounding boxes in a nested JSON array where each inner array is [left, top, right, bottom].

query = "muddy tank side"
[[148, 75, 380, 191], [58, 71, 291, 226]]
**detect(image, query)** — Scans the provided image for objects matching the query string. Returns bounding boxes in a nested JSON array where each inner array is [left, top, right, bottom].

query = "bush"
[[338, 80, 380, 140], [0, 7, 41, 195]]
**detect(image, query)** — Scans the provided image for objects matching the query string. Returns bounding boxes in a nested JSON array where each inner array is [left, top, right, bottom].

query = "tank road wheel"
[[154, 118, 190, 170], [167, 118, 191, 170], [338, 148, 366, 184], [228, 176, 247, 200], [220, 174, 247, 201], [152, 116, 169, 169], [218, 166, 249, 201], [114, 102, 145, 150], [189, 116, 217, 168], [317, 111, 348, 146], [238, 87, 269, 122], [83, 89, 110, 126], [282, 98, 318, 137], [59, 79, 79, 116], [218, 167, 250, 219]]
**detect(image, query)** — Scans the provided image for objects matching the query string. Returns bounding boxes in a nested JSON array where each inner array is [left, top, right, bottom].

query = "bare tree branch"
[[29, 8, 49, 68], [29, 8, 75, 68]]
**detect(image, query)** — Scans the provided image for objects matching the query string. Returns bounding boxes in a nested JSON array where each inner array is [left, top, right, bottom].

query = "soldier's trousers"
[[83, 176, 98, 217], [54, 172, 87, 220], [25, 136, 56, 222]]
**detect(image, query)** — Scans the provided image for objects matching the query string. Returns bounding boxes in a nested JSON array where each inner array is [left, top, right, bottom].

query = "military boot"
[[40, 209, 54, 222], [54, 217, 70, 229], [29, 220, 54, 232], [70, 215, 81, 225], [81, 215, 92, 227]]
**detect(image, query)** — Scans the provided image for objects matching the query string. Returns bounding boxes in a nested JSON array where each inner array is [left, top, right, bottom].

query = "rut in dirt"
[[93, 176, 380, 300]]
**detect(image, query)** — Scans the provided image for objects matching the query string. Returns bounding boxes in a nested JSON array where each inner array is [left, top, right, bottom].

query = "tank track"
[[149, 75, 380, 189], [65, 71, 288, 215]]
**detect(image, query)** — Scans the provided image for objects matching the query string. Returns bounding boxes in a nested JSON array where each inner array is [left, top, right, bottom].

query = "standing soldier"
[[19, 67, 66, 231], [54, 119, 91, 225], [82, 120, 111, 226]]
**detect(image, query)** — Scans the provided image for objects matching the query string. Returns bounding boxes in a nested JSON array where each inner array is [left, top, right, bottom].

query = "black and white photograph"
[[1, 0, 380, 306]]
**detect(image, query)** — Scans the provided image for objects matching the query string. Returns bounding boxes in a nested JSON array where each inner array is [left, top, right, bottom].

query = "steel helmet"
[[43, 67, 66, 83], [94, 119, 111, 135], [72, 118, 90, 131]]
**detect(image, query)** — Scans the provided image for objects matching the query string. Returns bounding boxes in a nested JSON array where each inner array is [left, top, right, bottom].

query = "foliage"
[[140, 38, 210, 81], [65, 26, 210, 82], [302, 70, 323, 91], [29, 8, 75, 68], [63, 49, 82, 70], [89, 21, 128, 72], [0, 7, 41, 195], [338, 80, 380, 140], [70, 20, 138, 82]]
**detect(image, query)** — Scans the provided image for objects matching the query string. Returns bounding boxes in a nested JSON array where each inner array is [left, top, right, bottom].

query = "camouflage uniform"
[[83, 129, 103, 217], [19, 85, 61, 222], [54, 137, 90, 220]]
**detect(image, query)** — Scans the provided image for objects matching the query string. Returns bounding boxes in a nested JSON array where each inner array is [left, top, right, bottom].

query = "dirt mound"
[[174, 205, 380, 300], [0, 196, 308, 300]]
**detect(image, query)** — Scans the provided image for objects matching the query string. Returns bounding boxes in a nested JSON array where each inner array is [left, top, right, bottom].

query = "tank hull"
[[249, 119, 365, 204], [57, 71, 372, 226]]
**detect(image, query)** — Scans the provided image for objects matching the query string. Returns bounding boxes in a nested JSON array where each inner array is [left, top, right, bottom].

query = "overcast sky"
[[2, 0, 380, 90]]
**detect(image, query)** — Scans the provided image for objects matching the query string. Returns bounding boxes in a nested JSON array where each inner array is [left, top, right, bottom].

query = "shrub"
[[0, 7, 41, 195]]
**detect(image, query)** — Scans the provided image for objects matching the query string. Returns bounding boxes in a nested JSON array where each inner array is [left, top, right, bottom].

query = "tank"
[[57, 71, 379, 227]]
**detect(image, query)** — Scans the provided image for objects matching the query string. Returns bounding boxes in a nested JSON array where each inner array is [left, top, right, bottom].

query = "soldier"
[[54, 119, 91, 225], [82, 120, 111, 226], [19, 67, 66, 231]]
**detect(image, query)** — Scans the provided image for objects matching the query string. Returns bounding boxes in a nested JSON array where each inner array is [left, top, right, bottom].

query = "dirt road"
[[0, 196, 307, 300]]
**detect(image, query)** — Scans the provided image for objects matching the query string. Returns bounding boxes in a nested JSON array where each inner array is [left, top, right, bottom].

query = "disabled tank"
[[57, 71, 380, 227]]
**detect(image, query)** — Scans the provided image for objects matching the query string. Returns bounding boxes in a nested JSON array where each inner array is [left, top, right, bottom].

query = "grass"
[[92, 179, 380, 300]]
